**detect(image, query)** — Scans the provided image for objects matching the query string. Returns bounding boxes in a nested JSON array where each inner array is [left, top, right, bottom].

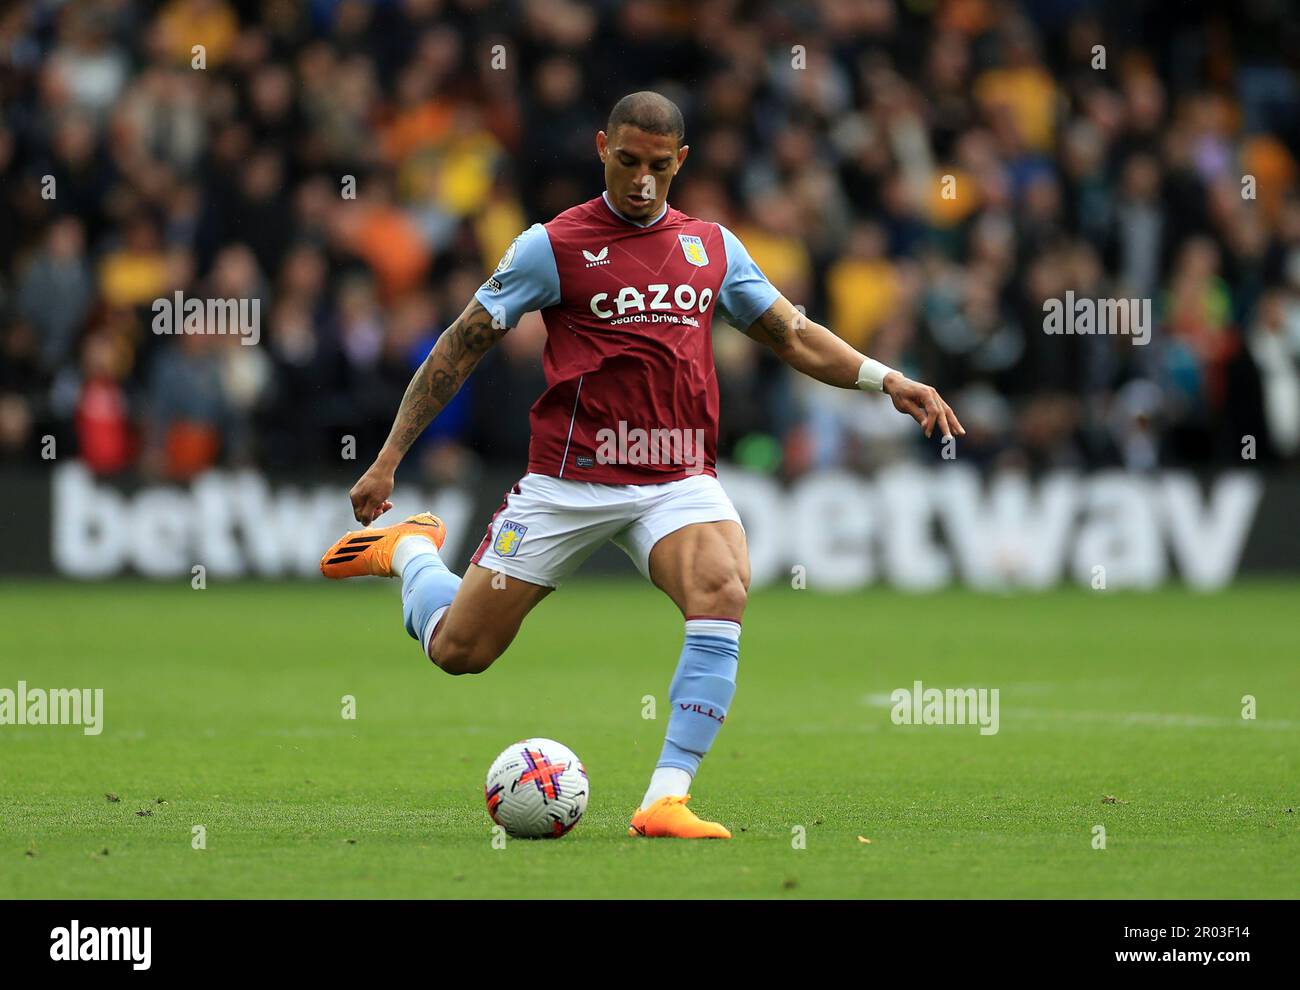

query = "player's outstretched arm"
[[743, 295, 965, 441], [349, 298, 508, 524]]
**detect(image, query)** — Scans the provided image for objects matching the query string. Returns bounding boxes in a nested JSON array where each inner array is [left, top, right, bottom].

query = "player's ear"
[[596, 130, 608, 163], [676, 143, 689, 170]]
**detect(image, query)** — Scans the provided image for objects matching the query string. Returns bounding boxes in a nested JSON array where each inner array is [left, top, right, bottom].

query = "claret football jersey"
[[474, 193, 779, 484]]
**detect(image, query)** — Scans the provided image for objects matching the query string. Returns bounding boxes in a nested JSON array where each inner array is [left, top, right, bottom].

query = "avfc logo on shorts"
[[678, 234, 708, 267], [494, 520, 527, 557]]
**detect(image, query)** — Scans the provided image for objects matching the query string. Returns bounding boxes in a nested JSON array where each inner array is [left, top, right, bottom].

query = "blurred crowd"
[[2, 0, 1299, 485]]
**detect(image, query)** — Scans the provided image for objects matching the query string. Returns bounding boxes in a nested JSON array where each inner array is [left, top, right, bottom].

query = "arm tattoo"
[[384, 302, 507, 459], [748, 298, 795, 348], [744, 299, 863, 388], [761, 311, 790, 347]]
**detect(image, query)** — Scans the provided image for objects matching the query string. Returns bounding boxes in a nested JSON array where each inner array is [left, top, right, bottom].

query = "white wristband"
[[856, 357, 897, 392]]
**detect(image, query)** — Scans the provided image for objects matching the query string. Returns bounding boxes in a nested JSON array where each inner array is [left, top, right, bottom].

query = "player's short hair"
[[606, 91, 685, 146]]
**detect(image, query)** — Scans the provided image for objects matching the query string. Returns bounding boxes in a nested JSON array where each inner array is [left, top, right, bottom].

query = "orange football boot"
[[628, 795, 732, 839], [320, 512, 447, 579]]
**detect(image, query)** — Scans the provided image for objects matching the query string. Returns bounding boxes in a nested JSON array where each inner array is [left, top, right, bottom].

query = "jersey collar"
[[601, 190, 668, 228]]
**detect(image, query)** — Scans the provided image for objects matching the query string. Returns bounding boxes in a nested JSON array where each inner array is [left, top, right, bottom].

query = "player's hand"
[[349, 465, 395, 525], [883, 373, 965, 440]]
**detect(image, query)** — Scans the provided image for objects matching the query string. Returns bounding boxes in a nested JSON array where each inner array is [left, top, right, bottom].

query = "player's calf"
[[426, 564, 551, 675]]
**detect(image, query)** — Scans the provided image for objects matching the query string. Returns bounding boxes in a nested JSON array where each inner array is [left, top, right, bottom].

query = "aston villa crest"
[[678, 234, 708, 267]]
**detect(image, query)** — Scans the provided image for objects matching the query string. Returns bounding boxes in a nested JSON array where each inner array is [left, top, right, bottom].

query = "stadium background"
[[0, 0, 1298, 583]]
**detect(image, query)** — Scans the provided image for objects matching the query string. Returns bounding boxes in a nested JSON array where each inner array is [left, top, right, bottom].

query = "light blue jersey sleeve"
[[474, 223, 561, 328], [715, 224, 781, 330]]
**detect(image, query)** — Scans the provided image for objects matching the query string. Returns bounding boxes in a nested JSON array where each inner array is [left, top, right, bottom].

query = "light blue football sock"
[[396, 537, 462, 653], [655, 618, 741, 775]]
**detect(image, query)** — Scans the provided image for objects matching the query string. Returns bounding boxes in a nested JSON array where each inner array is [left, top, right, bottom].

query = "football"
[[484, 738, 589, 838]]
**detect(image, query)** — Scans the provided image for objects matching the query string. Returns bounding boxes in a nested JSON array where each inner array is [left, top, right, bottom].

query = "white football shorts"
[[469, 472, 744, 588]]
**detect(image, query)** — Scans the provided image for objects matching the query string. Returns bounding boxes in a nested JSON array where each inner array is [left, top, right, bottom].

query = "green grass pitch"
[[1, 579, 1296, 899]]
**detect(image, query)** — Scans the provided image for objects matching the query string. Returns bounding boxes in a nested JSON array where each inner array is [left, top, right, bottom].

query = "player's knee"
[[691, 570, 748, 619], [432, 645, 493, 676], [719, 575, 748, 616], [429, 634, 498, 676]]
